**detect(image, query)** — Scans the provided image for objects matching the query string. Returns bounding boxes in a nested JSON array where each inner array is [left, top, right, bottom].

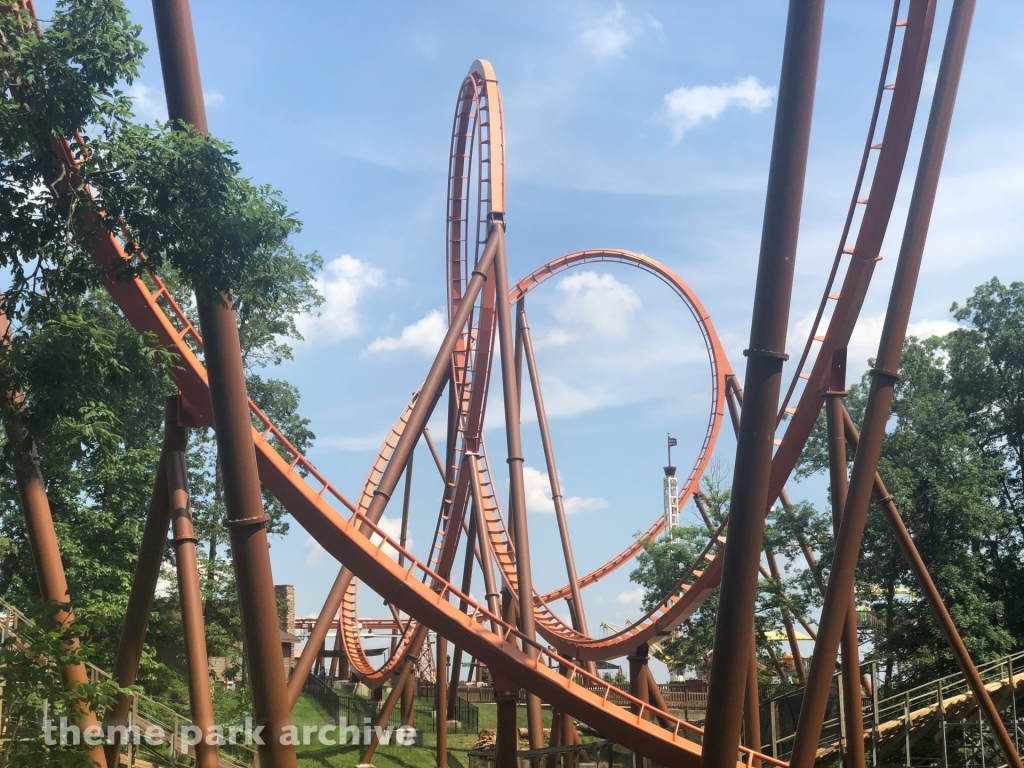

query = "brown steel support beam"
[[360, 626, 428, 765], [361, 227, 499, 554], [765, 548, 806, 684], [514, 296, 525, 410], [289, 570, 347, 706], [402, 667, 416, 726], [4, 414, 106, 768], [423, 427, 446, 479], [629, 652, 653, 768], [448, 496, 479, 714], [361, 660, 411, 765], [643, 665, 671, 728], [788, 4, 975, 766], [745, 638, 762, 766], [760, 627, 790, 683], [519, 303, 590, 639], [467, 453, 503, 630], [493, 674, 520, 768], [165, 397, 218, 768], [437, 633, 449, 768], [104, 451, 171, 768], [701, 3, 824, 765], [825, 382, 865, 768], [841, 404, 1022, 768], [399, 450, 414, 563], [491, 224, 545, 751], [151, 2, 295, 763]]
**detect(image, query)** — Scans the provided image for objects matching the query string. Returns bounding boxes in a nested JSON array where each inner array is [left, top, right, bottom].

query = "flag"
[[667, 436, 678, 448]]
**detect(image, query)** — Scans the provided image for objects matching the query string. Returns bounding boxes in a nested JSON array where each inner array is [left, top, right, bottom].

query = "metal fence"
[[301, 672, 341, 723], [302, 677, 479, 735], [366, 695, 479, 734], [762, 653, 1024, 768]]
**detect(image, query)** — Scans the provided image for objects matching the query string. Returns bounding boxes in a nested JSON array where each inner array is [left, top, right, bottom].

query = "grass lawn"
[[291, 693, 554, 767]]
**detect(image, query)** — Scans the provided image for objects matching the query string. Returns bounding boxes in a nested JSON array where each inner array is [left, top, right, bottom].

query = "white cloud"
[[580, 3, 636, 58], [369, 515, 412, 561], [155, 573, 173, 599], [616, 587, 644, 607], [490, 270, 708, 421], [305, 536, 327, 566], [522, 465, 608, 516], [127, 82, 224, 120], [297, 255, 385, 346], [662, 77, 776, 142], [549, 272, 641, 342], [367, 309, 446, 356], [908, 318, 960, 342], [128, 82, 166, 122]]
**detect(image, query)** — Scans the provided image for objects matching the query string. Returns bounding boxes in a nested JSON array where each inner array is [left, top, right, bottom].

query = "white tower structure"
[[664, 433, 679, 536], [664, 467, 679, 532]]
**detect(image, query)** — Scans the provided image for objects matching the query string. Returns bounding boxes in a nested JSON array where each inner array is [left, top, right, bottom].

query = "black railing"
[[365, 695, 479, 735], [301, 672, 340, 723], [302, 675, 478, 735]]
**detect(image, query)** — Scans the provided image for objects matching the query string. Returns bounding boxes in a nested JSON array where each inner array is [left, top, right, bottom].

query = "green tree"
[[629, 470, 793, 688], [0, 0, 322, 722], [0, 600, 132, 768], [797, 323, 1018, 693]]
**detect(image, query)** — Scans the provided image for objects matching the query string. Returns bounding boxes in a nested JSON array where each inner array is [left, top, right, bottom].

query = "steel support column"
[[825, 378, 865, 768], [491, 224, 544, 750], [449, 497, 480, 714], [402, 668, 416, 727], [766, 548, 806, 684], [165, 397, 218, 768], [700, 3, 825, 766], [494, 675, 520, 768], [289, 392, 444, 706], [437, 633, 449, 768], [629, 651, 653, 768], [519, 303, 594, 657], [361, 228, 499, 547], [788, 4, 976, 766], [361, 628, 426, 766], [287, 569, 348, 706], [4, 414, 106, 768], [104, 451, 171, 768], [746, 639, 762, 766], [151, 2, 295, 763]]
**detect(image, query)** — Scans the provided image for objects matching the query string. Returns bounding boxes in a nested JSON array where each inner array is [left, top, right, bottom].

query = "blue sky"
[[55, 1, 1024, 673]]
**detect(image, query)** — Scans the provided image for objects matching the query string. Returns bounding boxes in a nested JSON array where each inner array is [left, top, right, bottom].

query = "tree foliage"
[[794, 279, 1024, 692], [0, 600, 132, 768], [0, 0, 323, 742], [629, 468, 800, 687]]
